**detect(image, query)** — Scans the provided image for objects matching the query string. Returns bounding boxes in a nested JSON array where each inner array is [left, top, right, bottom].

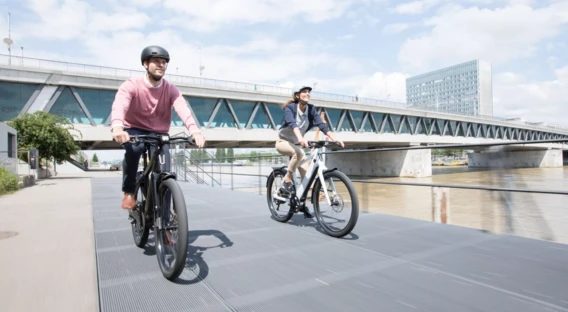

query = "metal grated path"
[[91, 178, 568, 312]]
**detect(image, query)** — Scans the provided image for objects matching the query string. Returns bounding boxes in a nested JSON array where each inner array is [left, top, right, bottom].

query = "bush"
[[0, 167, 19, 195]]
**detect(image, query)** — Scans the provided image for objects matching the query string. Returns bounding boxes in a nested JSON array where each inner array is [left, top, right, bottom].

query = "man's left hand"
[[192, 132, 206, 148]]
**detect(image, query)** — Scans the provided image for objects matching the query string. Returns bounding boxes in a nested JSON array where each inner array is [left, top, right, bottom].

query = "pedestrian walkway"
[[0, 176, 98, 312]]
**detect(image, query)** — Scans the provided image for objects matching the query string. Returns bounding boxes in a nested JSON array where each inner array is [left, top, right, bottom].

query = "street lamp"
[[3, 37, 12, 65], [198, 46, 205, 77], [3, 12, 13, 65]]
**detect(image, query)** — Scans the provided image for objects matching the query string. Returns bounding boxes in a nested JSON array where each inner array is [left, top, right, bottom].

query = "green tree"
[[215, 148, 222, 161], [7, 111, 81, 166], [92, 153, 99, 163], [226, 148, 234, 163]]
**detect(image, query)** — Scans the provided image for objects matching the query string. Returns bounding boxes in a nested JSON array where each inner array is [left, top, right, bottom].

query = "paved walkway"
[[0, 176, 98, 312], [93, 177, 568, 312], [2, 172, 568, 311]]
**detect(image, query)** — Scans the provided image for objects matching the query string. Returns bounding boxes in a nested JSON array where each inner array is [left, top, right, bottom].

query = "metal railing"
[[4, 53, 568, 132], [166, 139, 568, 244]]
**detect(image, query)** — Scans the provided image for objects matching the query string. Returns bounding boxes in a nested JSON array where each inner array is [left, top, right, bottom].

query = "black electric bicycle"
[[266, 140, 359, 238], [125, 133, 195, 281]]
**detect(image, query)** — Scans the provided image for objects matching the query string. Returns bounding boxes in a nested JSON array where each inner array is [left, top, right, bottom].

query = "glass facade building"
[[405, 60, 493, 117]]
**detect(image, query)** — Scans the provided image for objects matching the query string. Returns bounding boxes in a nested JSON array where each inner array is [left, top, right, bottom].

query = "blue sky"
[[1, 0, 568, 160]]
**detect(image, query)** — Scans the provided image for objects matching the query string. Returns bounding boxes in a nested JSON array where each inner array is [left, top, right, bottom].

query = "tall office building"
[[405, 60, 493, 117]]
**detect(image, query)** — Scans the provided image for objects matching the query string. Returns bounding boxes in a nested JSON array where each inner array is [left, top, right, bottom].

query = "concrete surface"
[[0, 176, 98, 312], [468, 149, 564, 168], [327, 148, 433, 177]]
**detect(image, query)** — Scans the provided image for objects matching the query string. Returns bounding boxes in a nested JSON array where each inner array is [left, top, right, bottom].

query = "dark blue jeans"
[[122, 128, 171, 194]]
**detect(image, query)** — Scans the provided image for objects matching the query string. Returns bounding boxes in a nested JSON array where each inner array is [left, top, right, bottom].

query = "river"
[[181, 163, 568, 244]]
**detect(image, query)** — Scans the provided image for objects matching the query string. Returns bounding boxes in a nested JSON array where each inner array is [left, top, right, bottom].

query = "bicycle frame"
[[273, 142, 337, 206], [133, 135, 178, 230]]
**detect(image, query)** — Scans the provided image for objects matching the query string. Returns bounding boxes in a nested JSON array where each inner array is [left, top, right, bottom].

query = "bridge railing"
[[170, 140, 568, 245]]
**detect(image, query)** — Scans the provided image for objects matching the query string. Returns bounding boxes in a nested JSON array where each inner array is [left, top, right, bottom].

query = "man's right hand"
[[112, 127, 130, 144], [298, 138, 309, 148]]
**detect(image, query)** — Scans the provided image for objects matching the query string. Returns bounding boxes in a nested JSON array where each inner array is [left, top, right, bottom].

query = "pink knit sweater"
[[110, 76, 200, 134]]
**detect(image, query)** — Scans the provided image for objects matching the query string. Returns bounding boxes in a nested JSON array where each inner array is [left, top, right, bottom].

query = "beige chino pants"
[[275, 139, 309, 180]]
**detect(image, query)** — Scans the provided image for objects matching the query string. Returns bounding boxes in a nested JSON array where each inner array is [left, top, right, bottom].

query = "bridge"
[[1, 55, 567, 177]]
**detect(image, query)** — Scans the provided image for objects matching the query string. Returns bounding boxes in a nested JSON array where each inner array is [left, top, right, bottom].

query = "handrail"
[[2, 53, 568, 132], [184, 154, 222, 187]]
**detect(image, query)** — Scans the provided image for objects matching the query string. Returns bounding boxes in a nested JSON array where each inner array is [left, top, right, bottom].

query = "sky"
[[1, 0, 567, 160]]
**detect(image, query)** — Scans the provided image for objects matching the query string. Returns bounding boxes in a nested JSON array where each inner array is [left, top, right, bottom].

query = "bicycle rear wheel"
[[312, 170, 359, 238], [266, 169, 294, 222], [154, 178, 189, 281]]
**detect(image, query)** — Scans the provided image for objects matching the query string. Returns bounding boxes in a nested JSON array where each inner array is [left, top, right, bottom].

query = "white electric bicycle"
[[266, 140, 359, 238]]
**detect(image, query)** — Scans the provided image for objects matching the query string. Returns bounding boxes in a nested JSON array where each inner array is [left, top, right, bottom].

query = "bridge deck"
[[92, 178, 568, 312]]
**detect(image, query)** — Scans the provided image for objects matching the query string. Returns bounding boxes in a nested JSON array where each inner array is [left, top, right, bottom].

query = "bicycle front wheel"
[[131, 173, 150, 248], [154, 178, 189, 281], [312, 170, 359, 238]]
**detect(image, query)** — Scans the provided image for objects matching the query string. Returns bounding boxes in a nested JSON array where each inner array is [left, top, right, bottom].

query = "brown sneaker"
[[122, 193, 135, 210]]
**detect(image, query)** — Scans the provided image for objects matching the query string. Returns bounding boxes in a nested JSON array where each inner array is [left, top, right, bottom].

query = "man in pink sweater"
[[111, 45, 206, 209]]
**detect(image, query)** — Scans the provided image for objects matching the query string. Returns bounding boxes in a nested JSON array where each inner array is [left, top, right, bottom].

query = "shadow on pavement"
[[176, 229, 234, 285], [140, 229, 233, 284], [278, 213, 360, 241]]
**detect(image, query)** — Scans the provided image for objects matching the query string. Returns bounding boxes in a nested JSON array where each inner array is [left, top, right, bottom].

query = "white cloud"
[[22, 0, 92, 40], [88, 11, 151, 33], [346, 4, 382, 28], [20, 0, 151, 41], [279, 81, 295, 89], [382, 23, 411, 34], [337, 34, 354, 40], [335, 58, 366, 75], [161, 0, 361, 32], [391, 0, 448, 15], [547, 56, 558, 67], [493, 66, 568, 125], [356, 72, 408, 101], [507, 0, 534, 5], [398, 2, 568, 71], [310, 72, 408, 102]]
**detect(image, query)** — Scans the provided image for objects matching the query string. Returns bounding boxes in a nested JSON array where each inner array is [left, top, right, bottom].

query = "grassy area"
[[0, 167, 19, 196]]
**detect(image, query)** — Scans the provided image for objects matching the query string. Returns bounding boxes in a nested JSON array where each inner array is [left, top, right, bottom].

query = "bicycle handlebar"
[[122, 134, 196, 146], [295, 141, 343, 149]]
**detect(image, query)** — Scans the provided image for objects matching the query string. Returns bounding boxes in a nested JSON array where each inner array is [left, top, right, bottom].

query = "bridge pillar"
[[326, 148, 432, 178], [467, 149, 563, 168]]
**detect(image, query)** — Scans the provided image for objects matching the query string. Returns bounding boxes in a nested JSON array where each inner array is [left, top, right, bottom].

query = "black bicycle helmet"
[[140, 45, 170, 65]]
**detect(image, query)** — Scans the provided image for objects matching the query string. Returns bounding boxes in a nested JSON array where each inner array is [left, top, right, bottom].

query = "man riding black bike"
[[110, 45, 206, 210], [275, 86, 344, 218]]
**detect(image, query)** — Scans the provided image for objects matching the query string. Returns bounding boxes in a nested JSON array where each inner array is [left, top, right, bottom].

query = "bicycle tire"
[[131, 178, 150, 248], [155, 178, 189, 281], [312, 170, 359, 238], [266, 169, 294, 222]]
